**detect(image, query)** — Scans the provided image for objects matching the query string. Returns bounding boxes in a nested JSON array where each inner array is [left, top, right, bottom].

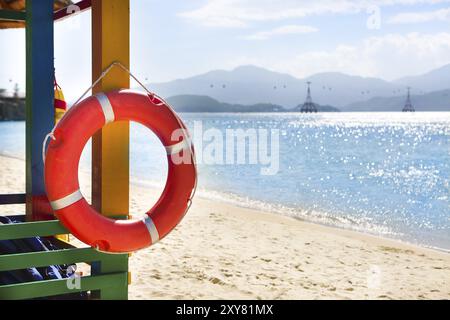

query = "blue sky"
[[1, 0, 450, 101]]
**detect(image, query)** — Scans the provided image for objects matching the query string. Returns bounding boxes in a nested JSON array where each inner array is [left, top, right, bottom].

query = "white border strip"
[[50, 190, 83, 211], [95, 93, 115, 124], [143, 216, 160, 244]]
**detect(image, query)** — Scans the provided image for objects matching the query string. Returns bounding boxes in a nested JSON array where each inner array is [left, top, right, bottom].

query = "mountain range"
[[148, 64, 450, 112], [166, 95, 339, 113], [346, 89, 450, 112], [395, 64, 450, 93]]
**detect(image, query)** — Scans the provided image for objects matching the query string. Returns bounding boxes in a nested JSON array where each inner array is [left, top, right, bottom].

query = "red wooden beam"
[[54, 0, 92, 21]]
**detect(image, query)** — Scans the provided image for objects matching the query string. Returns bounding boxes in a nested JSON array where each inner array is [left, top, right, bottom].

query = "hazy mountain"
[[304, 72, 403, 107], [166, 94, 340, 113], [151, 66, 300, 108], [395, 64, 450, 93], [344, 89, 450, 112], [167, 95, 224, 112], [292, 103, 340, 113], [166, 94, 286, 112], [148, 65, 404, 108]]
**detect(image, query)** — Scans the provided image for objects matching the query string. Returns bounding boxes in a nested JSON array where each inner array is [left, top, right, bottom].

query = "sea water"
[[1, 112, 449, 250]]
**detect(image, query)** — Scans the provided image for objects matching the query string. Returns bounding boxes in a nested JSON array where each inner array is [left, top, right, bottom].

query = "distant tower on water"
[[301, 81, 317, 113], [402, 87, 415, 112]]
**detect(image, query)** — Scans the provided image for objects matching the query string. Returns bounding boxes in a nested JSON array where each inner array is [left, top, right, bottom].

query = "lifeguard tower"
[[0, 0, 132, 299]]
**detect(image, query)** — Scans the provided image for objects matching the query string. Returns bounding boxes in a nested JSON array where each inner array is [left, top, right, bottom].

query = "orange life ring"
[[44, 90, 197, 253]]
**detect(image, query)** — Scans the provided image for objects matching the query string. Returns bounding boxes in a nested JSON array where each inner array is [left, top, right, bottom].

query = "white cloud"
[[242, 25, 318, 40], [387, 8, 450, 24], [229, 32, 450, 80], [179, 0, 450, 28]]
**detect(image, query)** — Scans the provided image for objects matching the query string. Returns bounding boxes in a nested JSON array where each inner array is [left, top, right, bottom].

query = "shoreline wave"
[[130, 175, 450, 253]]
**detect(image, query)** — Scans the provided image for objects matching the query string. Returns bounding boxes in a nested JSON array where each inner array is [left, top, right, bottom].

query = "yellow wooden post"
[[91, 0, 130, 297], [91, 0, 130, 218]]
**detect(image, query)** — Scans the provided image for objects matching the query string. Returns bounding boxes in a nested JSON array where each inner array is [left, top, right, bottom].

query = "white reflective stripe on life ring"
[[50, 189, 83, 211], [142, 216, 160, 243], [95, 93, 115, 124]]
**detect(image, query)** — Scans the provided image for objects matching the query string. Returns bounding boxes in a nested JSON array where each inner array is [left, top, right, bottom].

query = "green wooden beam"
[[92, 251, 129, 299], [0, 9, 26, 21], [0, 273, 128, 300], [0, 248, 129, 272], [0, 220, 67, 241]]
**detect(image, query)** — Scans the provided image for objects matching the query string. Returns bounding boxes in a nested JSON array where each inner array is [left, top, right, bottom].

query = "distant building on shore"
[[0, 96, 25, 120], [301, 82, 318, 113], [402, 87, 415, 112]]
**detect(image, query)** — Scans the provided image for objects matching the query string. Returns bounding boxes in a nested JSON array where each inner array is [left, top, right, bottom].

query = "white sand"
[[1, 155, 449, 300]]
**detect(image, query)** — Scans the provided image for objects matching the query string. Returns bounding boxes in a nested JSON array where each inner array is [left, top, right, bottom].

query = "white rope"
[[72, 61, 155, 107], [42, 131, 56, 165]]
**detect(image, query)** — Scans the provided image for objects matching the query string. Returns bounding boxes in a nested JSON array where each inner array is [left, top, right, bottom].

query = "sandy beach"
[[0, 154, 449, 300]]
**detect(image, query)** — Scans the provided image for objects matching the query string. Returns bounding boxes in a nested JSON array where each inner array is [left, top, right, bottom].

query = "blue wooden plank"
[[0, 194, 26, 205], [25, 0, 55, 220]]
